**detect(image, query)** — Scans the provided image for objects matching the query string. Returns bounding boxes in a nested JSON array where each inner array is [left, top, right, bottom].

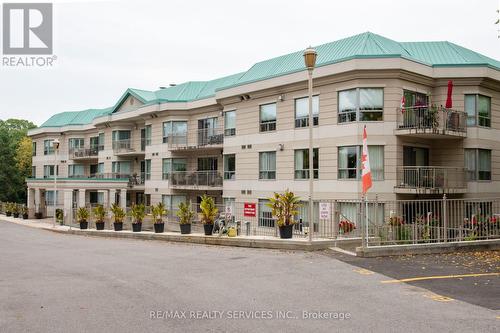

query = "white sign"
[[319, 202, 331, 220], [225, 205, 233, 218]]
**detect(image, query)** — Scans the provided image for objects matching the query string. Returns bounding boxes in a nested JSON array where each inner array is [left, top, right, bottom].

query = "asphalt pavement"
[[0, 221, 498, 333]]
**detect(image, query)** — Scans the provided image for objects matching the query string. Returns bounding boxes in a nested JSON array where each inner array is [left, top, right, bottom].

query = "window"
[[89, 191, 104, 205], [44, 139, 54, 155], [98, 133, 104, 150], [465, 149, 491, 181], [89, 136, 99, 150], [31, 166, 36, 177], [43, 165, 58, 178], [295, 96, 319, 127], [198, 118, 221, 146], [258, 199, 274, 228], [294, 148, 319, 179], [224, 154, 235, 180], [45, 190, 58, 206], [112, 161, 131, 175], [32, 141, 36, 156], [68, 164, 85, 178], [224, 111, 236, 136], [338, 88, 383, 123], [112, 131, 131, 150], [97, 163, 104, 175], [162, 158, 187, 179], [145, 125, 152, 146], [260, 103, 276, 132], [163, 121, 187, 144], [297, 201, 319, 230], [68, 138, 84, 152], [162, 195, 187, 214], [259, 151, 276, 180], [198, 157, 218, 171], [465, 94, 491, 127], [145, 159, 151, 180], [338, 146, 384, 180]]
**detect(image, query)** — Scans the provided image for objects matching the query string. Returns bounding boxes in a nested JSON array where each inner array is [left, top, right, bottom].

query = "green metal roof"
[[40, 107, 112, 128], [38, 32, 500, 128]]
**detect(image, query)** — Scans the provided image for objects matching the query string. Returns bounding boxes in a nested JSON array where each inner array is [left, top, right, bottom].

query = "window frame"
[[465, 148, 491, 181], [162, 121, 188, 144], [223, 154, 236, 180], [43, 139, 54, 155], [259, 151, 277, 180], [338, 88, 384, 123], [294, 148, 319, 180], [338, 145, 385, 180], [259, 103, 277, 132], [294, 95, 319, 128], [465, 94, 491, 128], [224, 110, 236, 136]]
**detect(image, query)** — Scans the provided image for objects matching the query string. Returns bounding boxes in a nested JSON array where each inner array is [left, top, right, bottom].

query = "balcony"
[[395, 166, 467, 194], [70, 147, 99, 160], [167, 128, 224, 151], [168, 171, 223, 190], [395, 106, 467, 138], [112, 139, 144, 156]]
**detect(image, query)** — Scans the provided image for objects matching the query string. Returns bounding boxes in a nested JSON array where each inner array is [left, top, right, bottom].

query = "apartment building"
[[27, 32, 500, 223]]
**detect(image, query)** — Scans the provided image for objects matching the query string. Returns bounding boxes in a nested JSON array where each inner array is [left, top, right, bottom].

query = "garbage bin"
[[236, 220, 241, 236]]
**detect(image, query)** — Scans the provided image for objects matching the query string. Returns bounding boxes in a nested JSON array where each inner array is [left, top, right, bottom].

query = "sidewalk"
[[0, 215, 339, 251]]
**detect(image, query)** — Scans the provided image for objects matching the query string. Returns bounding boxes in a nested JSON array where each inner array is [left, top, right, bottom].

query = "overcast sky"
[[1, 0, 499, 126]]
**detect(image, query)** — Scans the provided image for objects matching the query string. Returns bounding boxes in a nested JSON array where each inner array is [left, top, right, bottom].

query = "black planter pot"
[[279, 224, 294, 239], [132, 223, 142, 232], [154, 223, 164, 233], [203, 224, 213, 236], [79, 221, 88, 230], [180, 223, 191, 234], [6, 212, 12, 217], [113, 222, 123, 231], [95, 222, 105, 230], [35, 212, 42, 219], [13, 212, 19, 218], [22, 214, 28, 219]]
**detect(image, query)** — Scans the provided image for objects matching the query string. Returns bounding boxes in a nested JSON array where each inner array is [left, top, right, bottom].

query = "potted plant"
[[129, 203, 145, 232], [151, 202, 167, 233], [22, 206, 29, 219], [177, 201, 194, 234], [110, 203, 125, 231], [267, 189, 301, 239], [5, 203, 12, 217], [199, 195, 218, 236], [55, 209, 64, 225], [12, 204, 20, 218], [93, 205, 106, 230], [76, 207, 89, 229]]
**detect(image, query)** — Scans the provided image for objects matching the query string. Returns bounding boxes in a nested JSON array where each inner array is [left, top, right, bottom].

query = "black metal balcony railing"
[[396, 106, 467, 134], [168, 171, 223, 188], [396, 166, 466, 191], [197, 128, 224, 146], [70, 147, 99, 159]]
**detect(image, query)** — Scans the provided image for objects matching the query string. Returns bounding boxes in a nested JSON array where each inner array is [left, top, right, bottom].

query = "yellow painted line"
[[423, 293, 454, 302], [353, 268, 374, 275], [381, 272, 500, 284]]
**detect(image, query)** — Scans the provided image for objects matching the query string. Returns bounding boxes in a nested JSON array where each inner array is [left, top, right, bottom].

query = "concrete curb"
[[356, 239, 500, 257], [1, 217, 336, 251]]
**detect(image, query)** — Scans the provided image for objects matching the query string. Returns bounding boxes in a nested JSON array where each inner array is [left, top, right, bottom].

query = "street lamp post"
[[303, 47, 317, 243], [52, 138, 60, 228]]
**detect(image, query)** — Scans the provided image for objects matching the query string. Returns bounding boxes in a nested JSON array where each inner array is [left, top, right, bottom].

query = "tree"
[[0, 118, 36, 203]]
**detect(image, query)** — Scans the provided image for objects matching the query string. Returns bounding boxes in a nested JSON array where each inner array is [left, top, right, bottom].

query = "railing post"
[[333, 200, 339, 239], [442, 194, 448, 242]]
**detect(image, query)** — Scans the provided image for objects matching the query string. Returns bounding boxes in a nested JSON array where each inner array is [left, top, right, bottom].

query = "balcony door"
[[198, 117, 219, 146], [403, 146, 430, 187]]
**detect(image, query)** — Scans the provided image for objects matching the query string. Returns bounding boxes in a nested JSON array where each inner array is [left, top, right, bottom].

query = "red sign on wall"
[[243, 203, 256, 217]]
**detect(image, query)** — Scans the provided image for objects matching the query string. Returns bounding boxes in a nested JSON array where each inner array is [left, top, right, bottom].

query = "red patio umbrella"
[[445, 80, 453, 108]]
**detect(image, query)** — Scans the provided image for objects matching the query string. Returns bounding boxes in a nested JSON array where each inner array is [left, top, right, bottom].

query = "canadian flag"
[[361, 126, 372, 194], [400, 95, 406, 113]]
